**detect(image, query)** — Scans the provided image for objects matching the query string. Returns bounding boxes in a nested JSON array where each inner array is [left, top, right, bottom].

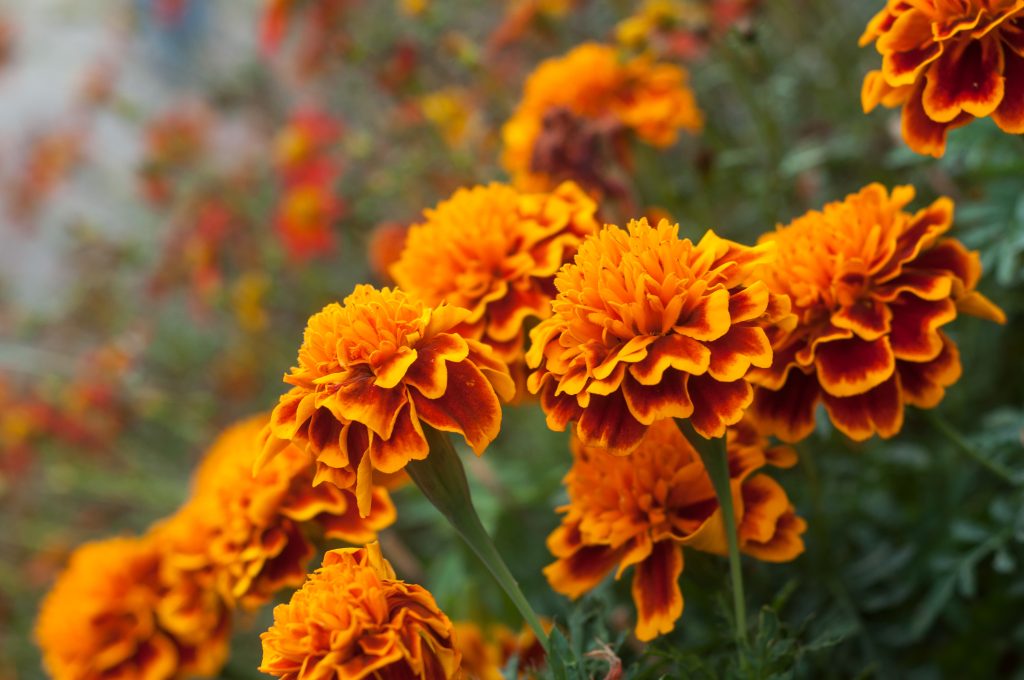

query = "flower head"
[[262, 285, 515, 515], [166, 415, 396, 610], [274, 108, 342, 178], [526, 218, 791, 452], [35, 536, 229, 680], [391, 182, 599, 366], [501, 43, 702, 190], [274, 166, 342, 261], [453, 620, 549, 680], [861, 0, 1024, 156], [749, 184, 1005, 443], [259, 542, 462, 680], [544, 419, 805, 641]]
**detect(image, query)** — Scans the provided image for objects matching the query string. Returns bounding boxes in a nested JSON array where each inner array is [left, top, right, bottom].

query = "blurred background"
[[1, 0, 1022, 678]]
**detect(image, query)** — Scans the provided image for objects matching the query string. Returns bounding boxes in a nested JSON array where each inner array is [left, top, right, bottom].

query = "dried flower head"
[[526, 218, 791, 452], [544, 419, 805, 641], [749, 184, 1005, 442], [861, 0, 1024, 156], [502, 43, 702, 190], [262, 284, 515, 515], [391, 181, 599, 365], [259, 542, 461, 680]]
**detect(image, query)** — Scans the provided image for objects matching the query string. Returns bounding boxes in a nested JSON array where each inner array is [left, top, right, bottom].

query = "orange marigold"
[[748, 183, 1005, 443], [861, 0, 1024, 156], [525, 218, 791, 452], [35, 536, 229, 680], [501, 42, 702, 190], [164, 415, 396, 610], [259, 542, 461, 680], [544, 419, 805, 641], [453, 620, 549, 680], [390, 181, 599, 365], [261, 285, 515, 515]]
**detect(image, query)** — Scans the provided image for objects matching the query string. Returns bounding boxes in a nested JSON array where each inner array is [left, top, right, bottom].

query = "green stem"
[[675, 420, 748, 647], [925, 411, 1019, 486], [406, 427, 550, 654]]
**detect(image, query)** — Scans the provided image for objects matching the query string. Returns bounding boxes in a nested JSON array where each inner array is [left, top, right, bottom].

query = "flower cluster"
[[261, 284, 515, 515], [259, 542, 462, 680], [861, 0, 1024, 156], [391, 181, 599, 369], [526, 217, 792, 452], [501, 42, 702, 191], [544, 419, 805, 640], [749, 184, 1005, 442]]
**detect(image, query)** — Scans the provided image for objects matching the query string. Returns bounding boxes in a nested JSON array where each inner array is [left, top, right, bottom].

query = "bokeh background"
[[1, 0, 1022, 677]]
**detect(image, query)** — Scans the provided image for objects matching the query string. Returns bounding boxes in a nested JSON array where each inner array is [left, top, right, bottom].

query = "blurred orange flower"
[[367, 221, 409, 283], [162, 415, 396, 610], [749, 184, 1005, 443], [544, 419, 805, 641], [501, 43, 702, 190], [861, 0, 1024, 156], [454, 620, 549, 680], [259, 542, 462, 680], [36, 536, 229, 680], [526, 218, 791, 452], [274, 166, 342, 261], [261, 285, 515, 515], [391, 182, 599, 366], [274, 108, 343, 179]]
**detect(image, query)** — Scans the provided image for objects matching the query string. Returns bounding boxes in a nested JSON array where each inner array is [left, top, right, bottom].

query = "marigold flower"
[[274, 108, 342, 178], [164, 415, 396, 610], [748, 184, 1005, 443], [391, 182, 599, 366], [544, 419, 805, 641], [454, 620, 549, 680], [525, 218, 791, 452], [860, 0, 1024, 156], [262, 285, 515, 515], [35, 536, 229, 680], [501, 43, 702, 190], [274, 166, 342, 261], [259, 542, 462, 680]]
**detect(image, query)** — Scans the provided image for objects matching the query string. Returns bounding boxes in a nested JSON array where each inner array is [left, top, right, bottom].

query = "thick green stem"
[[406, 427, 550, 654], [926, 411, 1019, 486], [675, 420, 748, 647]]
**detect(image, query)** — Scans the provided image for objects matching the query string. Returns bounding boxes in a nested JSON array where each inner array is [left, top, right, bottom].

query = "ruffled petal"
[[821, 375, 903, 441], [631, 541, 685, 642]]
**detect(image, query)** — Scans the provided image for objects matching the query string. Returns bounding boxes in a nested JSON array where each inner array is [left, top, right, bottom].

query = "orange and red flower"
[[35, 536, 230, 680], [390, 181, 599, 367], [749, 184, 1005, 443], [259, 542, 462, 680], [162, 415, 396, 610], [274, 165, 342, 261], [261, 285, 515, 515], [526, 218, 791, 453], [274, 108, 343, 180], [501, 43, 702, 190], [453, 620, 549, 680], [544, 419, 805, 641], [861, 0, 1024, 156]]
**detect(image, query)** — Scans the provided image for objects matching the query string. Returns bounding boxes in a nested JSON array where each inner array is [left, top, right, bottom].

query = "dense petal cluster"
[[391, 181, 599, 367], [861, 0, 1024, 156], [35, 536, 230, 680], [749, 184, 1005, 442], [526, 218, 791, 453], [453, 620, 549, 680], [259, 542, 462, 680], [544, 419, 805, 641], [501, 43, 702, 189], [262, 285, 515, 515], [162, 415, 396, 610]]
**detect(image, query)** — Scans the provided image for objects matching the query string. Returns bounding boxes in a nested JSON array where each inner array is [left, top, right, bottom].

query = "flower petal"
[[631, 541, 684, 642], [687, 374, 752, 439], [815, 336, 896, 397], [575, 392, 649, 453], [889, 295, 957, 361], [705, 325, 773, 381], [993, 49, 1024, 133], [411, 360, 503, 455], [628, 334, 711, 386], [821, 376, 903, 441], [897, 332, 962, 408], [922, 37, 1005, 122], [749, 371, 821, 444], [621, 370, 694, 425]]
